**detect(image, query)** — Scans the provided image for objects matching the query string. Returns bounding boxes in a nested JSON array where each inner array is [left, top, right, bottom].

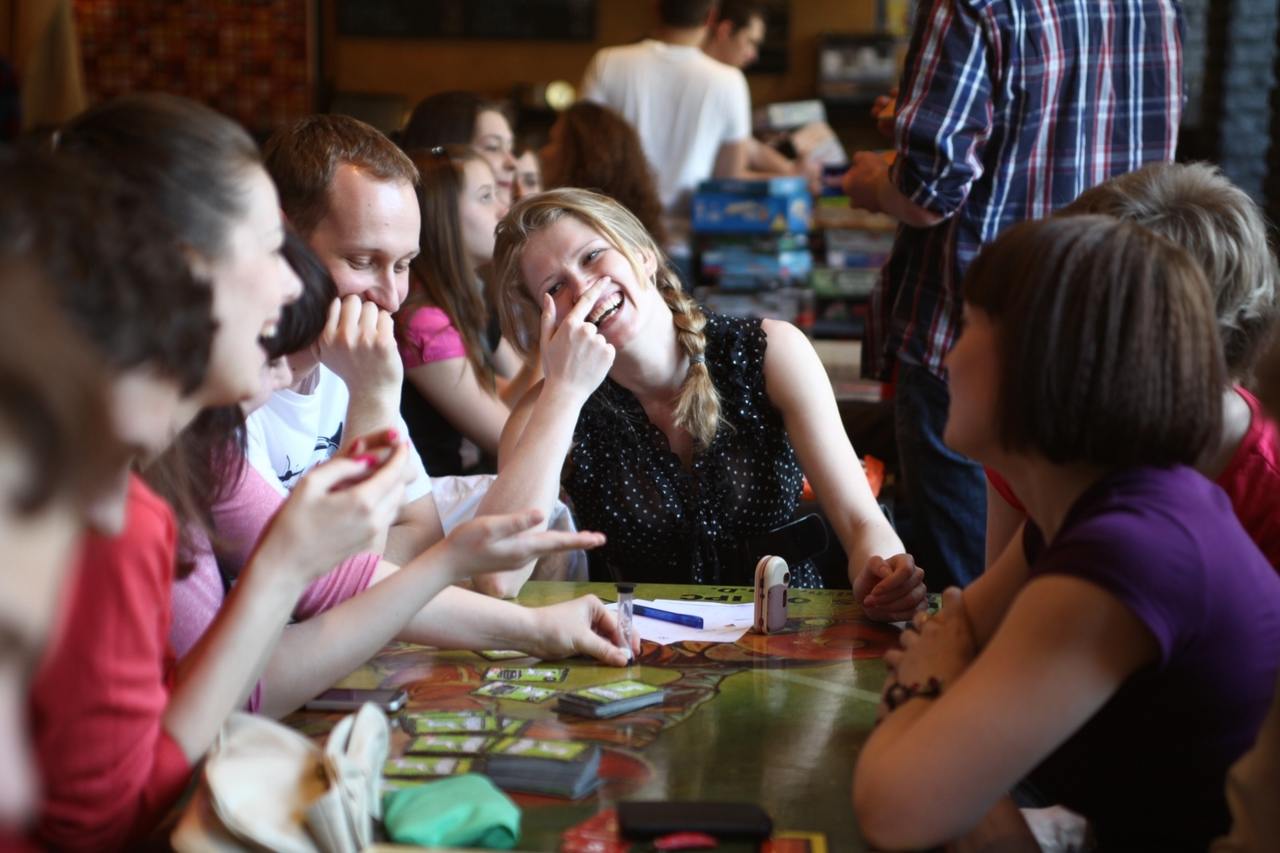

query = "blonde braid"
[[658, 275, 723, 448]]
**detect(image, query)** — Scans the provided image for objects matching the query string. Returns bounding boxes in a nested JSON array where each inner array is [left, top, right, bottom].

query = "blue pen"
[[632, 604, 704, 629]]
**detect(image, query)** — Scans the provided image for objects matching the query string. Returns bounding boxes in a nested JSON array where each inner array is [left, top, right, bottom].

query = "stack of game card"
[[555, 680, 666, 719], [483, 737, 601, 799]]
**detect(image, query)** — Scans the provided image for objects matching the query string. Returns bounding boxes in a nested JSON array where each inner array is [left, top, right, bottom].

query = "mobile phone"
[[303, 687, 407, 713], [754, 555, 790, 634], [617, 801, 773, 841]]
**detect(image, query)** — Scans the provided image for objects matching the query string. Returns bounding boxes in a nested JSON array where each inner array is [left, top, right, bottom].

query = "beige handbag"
[[172, 702, 390, 853]]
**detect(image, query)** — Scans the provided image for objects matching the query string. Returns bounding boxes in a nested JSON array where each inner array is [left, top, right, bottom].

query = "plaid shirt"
[[865, 0, 1184, 381]]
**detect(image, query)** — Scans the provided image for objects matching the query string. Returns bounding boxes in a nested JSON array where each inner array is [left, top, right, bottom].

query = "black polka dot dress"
[[565, 313, 820, 587]]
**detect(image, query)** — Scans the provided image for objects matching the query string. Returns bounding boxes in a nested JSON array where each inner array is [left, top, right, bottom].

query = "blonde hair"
[[493, 188, 723, 448], [1062, 162, 1279, 380]]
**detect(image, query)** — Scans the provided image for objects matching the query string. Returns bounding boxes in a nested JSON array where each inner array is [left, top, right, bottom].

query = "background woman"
[[402, 91, 519, 205], [481, 188, 920, 615], [853, 216, 1280, 851], [541, 101, 668, 246], [397, 146, 527, 474]]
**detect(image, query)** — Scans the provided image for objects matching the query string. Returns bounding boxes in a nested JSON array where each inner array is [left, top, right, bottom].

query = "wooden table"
[[288, 581, 900, 851]]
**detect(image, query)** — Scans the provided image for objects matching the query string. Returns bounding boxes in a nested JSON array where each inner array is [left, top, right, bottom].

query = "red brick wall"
[[73, 0, 313, 134]]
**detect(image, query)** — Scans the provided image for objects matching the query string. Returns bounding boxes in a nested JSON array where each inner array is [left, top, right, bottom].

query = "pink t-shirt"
[[398, 305, 466, 369], [169, 462, 380, 711], [987, 386, 1280, 568]]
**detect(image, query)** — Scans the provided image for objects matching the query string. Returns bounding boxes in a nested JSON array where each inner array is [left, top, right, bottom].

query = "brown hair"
[[494, 188, 722, 448], [713, 0, 764, 31], [964, 215, 1224, 468], [1061, 162, 1279, 380], [0, 260, 116, 515], [57, 93, 261, 261], [401, 91, 508, 153], [659, 0, 717, 27], [0, 146, 214, 394], [544, 102, 668, 246], [400, 146, 496, 388], [264, 114, 420, 236]]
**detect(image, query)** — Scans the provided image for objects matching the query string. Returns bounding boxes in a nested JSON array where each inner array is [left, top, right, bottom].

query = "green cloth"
[[382, 773, 521, 849]]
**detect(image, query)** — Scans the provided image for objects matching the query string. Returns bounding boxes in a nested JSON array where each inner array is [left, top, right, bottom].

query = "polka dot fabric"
[[566, 313, 819, 587]]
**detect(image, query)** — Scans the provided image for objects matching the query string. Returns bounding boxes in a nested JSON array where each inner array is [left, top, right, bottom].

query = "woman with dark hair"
[[0, 259, 117, 837], [853, 217, 1280, 851], [16, 99, 410, 851], [541, 101, 668, 245], [402, 90, 520, 204], [397, 146, 528, 474]]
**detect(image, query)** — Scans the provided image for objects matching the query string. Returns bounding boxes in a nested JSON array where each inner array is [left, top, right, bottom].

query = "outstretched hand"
[[854, 553, 927, 622], [442, 509, 606, 580]]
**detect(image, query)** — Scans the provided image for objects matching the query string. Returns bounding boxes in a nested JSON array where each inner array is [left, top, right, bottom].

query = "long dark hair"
[[401, 91, 506, 152], [399, 146, 496, 388]]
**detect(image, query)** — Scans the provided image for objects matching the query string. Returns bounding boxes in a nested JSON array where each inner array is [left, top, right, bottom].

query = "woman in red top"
[[0, 255, 119, 844], [985, 163, 1280, 569], [19, 96, 610, 851]]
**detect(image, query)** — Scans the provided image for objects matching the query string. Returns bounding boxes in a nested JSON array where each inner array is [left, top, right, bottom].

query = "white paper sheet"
[[605, 598, 754, 645]]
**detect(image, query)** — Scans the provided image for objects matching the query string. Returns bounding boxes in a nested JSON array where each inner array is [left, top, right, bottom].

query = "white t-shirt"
[[581, 39, 751, 213], [245, 364, 432, 502]]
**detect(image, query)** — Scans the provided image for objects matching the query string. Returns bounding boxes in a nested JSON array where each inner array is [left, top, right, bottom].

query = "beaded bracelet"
[[883, 676, 944, 712]]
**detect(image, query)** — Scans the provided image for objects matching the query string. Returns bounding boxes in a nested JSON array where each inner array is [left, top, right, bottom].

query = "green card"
[[405, 734, 495, 755], [401, 710, 498, 734], [489, 737, 591, 762], [484, 666, 568, 683], [472, 682, 557, 703], [478, 649, 532, 661], [568, 680, 662, 705], [383, 755, 475, 777]]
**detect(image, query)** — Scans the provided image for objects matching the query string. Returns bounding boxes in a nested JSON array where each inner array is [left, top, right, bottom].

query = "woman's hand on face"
[[854, 554, 928, 622], [260, 440, 409, 584], [439, 509, 606, 581], [883, 587, 976, 689], [538, 279, 615, 405], [317, 295, 402, 402], [525, 594, 637, 666]]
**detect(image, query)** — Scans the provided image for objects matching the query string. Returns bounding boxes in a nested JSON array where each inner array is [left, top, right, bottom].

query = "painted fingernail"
[[384, 428, 399, 442], [354, 454, 377, 467]]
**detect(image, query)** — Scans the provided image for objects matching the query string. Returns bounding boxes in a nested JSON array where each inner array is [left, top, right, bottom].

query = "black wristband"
[[883, 676, 943, 712]]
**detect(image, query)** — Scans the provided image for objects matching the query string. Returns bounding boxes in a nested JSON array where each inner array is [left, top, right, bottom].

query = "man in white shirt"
[[580, 0, 752, 214], [701, 0, 801, 178], [260, 116, 437, 566]]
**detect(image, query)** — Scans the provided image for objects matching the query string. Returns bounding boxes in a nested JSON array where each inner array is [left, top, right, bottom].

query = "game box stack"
[[807, 172, 898, 338], [691, 177, 814, 324]]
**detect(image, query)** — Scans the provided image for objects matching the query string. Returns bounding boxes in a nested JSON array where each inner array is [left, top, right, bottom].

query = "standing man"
[[844, 0, 1184, 588], [580, 0, 752, 216], [701, 0, 797, 178]]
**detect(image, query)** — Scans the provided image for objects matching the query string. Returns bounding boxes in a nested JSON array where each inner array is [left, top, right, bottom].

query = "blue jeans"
[[893, 363, 987, 588]]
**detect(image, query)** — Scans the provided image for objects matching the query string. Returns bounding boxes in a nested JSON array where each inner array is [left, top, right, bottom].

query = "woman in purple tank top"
[[853, 216, 1280, 852]]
